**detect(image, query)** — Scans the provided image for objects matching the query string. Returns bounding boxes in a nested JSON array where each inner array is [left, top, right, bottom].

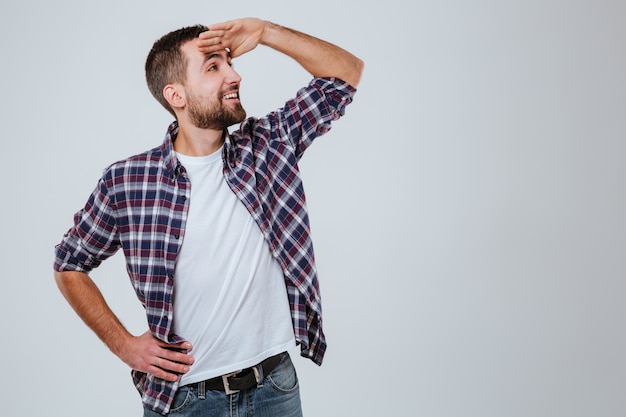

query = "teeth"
[[224, 92, 238, 99]]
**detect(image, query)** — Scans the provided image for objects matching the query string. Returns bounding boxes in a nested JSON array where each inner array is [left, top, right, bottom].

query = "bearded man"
[[54, 17, 363, 417]]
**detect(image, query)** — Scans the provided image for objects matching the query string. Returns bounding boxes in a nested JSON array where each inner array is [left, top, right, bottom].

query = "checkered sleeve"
[[273, 77, 356, 159], [54, 169, 120, 272]]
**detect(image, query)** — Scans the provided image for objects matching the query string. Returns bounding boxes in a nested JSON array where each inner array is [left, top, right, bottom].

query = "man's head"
[[145, 25, 246, 128], [145, 25, 207, 116]]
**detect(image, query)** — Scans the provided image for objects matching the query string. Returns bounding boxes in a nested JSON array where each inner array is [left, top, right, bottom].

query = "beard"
[[186, 89, 246, 130]]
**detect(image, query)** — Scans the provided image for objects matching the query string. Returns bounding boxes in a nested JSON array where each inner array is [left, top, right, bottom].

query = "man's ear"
[[163, 84, 185, 111]]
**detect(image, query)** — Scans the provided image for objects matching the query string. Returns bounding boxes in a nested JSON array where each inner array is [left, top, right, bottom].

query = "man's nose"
[[225, 66, 242, 84]]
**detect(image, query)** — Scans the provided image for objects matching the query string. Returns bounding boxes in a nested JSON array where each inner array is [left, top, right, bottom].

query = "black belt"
[[191, 352, 284, 395]]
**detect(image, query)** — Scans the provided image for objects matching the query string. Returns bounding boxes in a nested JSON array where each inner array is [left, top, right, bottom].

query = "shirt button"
[[174, 234, 180, 239]]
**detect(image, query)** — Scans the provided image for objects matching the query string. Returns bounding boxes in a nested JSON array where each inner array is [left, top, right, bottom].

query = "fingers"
[[159, 345, 194, 367], [198, 29, 224, 42], [148, 351, 194, 382], [205, 19, 232, 31], [148, 366, 179, 382], [158, 338, 193, 352], [197, 37, 225, 54], [196, 18, 263, 57], [206, 19, 238, 35], [124, 332, 195, 382], [151, 341, 195, 381]]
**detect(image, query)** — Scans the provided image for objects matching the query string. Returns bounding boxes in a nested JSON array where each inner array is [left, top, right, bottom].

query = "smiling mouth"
[[223, 91, 239, 100]]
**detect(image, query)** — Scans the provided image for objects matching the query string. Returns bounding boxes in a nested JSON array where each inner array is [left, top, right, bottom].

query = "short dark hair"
[[145, 25, 208, 116]]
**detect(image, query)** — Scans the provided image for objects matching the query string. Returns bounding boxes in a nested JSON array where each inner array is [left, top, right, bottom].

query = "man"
[[54, 17, 363, 417]]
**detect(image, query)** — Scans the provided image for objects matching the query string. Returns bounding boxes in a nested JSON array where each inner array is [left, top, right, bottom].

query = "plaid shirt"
[[54, 77, 356, 415]]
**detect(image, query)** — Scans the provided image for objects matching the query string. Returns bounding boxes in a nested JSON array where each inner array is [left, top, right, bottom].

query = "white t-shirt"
[[173, 147, 295, 385]]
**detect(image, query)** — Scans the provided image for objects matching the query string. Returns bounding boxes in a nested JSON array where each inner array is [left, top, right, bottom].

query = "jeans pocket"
[[169, 386, 194, 414], [267, 354, 299, 393]]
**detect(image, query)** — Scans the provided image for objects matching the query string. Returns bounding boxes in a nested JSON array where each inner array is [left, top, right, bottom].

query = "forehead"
[[181, 40, 230, 70]]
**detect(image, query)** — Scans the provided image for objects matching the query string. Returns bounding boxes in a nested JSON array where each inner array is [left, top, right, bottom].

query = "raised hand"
[[197, 18, 266, 58], [198, 18, 363, 87]]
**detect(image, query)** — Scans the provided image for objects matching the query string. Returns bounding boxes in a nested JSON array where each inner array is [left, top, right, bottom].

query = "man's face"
[[180, 41, 246, 130]]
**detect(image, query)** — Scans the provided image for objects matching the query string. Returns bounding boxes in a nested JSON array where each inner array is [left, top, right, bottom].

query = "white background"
[[1, 0, 625, 416]]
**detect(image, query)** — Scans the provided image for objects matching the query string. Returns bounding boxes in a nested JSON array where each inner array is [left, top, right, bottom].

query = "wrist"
[[106, 326, 134, 359], [259, 21, 282, 48]]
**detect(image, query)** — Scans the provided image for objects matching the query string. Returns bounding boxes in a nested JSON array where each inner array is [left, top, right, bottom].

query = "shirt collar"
[[161, 120, 237, 171], [159, 120, 179, 176]]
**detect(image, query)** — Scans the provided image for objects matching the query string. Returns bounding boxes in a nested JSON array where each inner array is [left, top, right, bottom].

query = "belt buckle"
[[222, 370, 242, 395]]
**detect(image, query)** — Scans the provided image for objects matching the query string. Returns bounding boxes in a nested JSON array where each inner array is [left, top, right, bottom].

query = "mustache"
[[220, 86, 239, 95]]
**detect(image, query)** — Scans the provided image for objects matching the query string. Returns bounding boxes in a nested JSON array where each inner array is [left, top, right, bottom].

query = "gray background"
[[1, 0, 625, 416]]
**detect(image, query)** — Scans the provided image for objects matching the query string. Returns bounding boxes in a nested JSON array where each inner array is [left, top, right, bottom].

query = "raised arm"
[[197, 18, 364, 88]]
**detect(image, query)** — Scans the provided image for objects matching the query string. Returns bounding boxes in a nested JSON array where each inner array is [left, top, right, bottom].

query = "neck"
[[174, 121, 225, 156]]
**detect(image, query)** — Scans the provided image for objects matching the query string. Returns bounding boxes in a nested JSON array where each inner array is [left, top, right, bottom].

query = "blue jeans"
[[143, 353, 303, 417]]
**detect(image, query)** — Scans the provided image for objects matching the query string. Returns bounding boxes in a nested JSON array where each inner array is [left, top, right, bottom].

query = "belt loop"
[[198, 380, 206, 400], [253, 364, 264, 388]]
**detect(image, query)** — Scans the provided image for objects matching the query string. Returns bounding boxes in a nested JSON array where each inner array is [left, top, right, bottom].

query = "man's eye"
[[208, 65, 217, 71]]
